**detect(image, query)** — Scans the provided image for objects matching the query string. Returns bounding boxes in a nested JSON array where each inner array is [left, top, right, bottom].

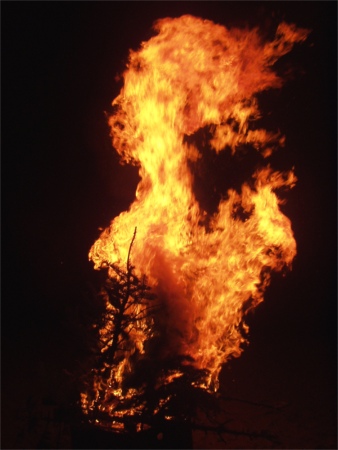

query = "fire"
[[82, 15, 309, 426]]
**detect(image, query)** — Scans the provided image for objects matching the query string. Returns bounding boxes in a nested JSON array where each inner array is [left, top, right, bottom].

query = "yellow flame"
[[83, 15, 309, 422]]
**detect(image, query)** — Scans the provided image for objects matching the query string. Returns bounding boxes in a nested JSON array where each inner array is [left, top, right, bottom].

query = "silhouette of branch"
[[191, 422, 280, 446]]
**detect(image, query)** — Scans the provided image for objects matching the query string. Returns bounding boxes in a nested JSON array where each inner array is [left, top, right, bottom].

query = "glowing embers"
[[83, 14, 309, 430]]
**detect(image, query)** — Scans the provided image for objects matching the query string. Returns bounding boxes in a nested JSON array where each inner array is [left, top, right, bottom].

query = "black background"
[[2, 1, 337, 448]]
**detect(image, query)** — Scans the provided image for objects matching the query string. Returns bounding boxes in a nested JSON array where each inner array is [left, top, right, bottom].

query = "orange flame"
[[83, 15, 309, 421]]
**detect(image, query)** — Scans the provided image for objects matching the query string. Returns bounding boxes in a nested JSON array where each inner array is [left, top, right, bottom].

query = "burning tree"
[[80, 14, 310, 442], [82, 228, 157, 428], [82, 228, 218, 435]]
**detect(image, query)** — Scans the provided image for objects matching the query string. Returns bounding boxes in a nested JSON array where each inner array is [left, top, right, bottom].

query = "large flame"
[[83, 15, 309, 424]]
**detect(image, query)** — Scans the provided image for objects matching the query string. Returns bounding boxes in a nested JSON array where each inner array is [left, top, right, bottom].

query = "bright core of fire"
[[83, 15, 309, 422]]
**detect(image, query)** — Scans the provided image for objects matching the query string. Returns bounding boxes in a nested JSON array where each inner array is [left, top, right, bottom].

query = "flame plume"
[[83, 15, 309, 426]]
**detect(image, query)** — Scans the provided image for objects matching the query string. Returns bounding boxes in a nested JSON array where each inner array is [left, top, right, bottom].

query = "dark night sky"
[[1, 1, 337, 447]]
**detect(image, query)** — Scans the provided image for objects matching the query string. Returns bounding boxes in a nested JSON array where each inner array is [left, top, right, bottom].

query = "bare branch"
[[127, 227, 137, 272]]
